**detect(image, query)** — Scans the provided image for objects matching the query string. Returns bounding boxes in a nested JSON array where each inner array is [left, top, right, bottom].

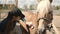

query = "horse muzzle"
[[21, 18, 26, 22]]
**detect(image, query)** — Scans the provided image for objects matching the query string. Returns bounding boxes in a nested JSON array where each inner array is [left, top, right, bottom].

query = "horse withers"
[[0, 7, 25, 34]]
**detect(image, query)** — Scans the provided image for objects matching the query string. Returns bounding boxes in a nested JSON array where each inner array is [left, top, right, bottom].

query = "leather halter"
[[37, 17, 53, 31], [37, 17, 53, 22]]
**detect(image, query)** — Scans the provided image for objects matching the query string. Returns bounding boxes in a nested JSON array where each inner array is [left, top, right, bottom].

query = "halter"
[[37, 17, 53, 22], [37, 17, 53, 31]]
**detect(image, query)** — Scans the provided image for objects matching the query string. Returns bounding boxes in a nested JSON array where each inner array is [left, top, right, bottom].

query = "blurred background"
[[0, 0, 60, 34], [0, 0, 60, 10]]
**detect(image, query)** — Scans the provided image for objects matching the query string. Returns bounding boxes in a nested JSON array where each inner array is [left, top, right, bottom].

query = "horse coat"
[[36, 0, 53, 34], [0, 7, 25, 34]]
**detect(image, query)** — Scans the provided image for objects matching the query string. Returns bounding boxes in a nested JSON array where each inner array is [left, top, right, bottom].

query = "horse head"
[[7, 7, 26, 22]]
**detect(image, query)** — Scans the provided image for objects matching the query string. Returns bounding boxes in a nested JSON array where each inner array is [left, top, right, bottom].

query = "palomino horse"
[[37, 0, 59, 34], [19, 0, 59, 34], [0, 7, 25, 34], [19, 0, 53, 34]]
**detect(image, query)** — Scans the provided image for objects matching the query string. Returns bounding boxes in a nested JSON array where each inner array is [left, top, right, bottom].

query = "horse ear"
[[7, 12, 12, 18], [8, 12, 10, 17], [8, 12, 12, 16]]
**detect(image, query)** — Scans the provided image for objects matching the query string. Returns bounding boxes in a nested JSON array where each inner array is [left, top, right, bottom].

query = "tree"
[[30, 5, 34, 10], [29, 4, 37, 10], [24, 5, 28, 11], [54, 6, 60, 10]]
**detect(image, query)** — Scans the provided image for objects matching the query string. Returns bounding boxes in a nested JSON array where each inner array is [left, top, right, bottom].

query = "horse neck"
[[6, 17, 16, 26], [5, 17, 16, 31]]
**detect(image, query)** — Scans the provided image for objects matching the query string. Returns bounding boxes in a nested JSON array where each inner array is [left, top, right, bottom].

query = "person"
[[36, 0, 53, 34]]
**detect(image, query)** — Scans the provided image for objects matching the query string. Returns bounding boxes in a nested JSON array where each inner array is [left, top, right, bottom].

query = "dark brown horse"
[[0, 7, 25, 34]]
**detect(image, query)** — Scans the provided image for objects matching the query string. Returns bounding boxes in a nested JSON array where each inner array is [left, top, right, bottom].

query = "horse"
[[20, 0, 53, 34], [18, 0, 54, 34], [18, 0, 53, 33], [36, 0, 60, 34], [0, 7, 25, 34]]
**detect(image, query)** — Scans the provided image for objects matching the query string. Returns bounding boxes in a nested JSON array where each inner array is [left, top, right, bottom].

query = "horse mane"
[[0, 18, 9, 32], [37, 0, 51, 17]]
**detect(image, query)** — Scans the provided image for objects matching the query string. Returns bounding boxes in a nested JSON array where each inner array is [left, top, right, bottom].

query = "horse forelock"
[[37, 0, 51, 16]]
